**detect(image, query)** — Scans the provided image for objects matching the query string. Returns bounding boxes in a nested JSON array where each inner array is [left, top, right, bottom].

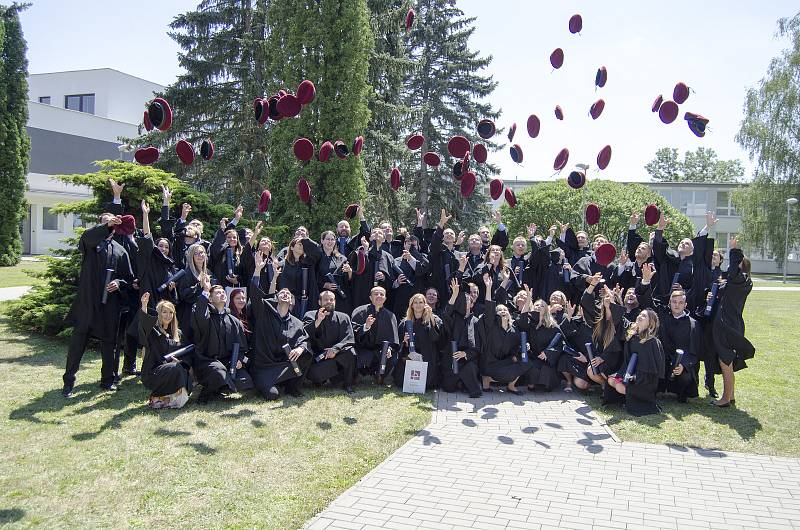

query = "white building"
[[491, 179, 800, 275], [23, 68, 164, 254]]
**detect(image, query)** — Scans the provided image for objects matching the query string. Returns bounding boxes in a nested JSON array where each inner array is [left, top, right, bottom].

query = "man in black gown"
[[351, 286, 399, 384], [303, 290, 356, 394]]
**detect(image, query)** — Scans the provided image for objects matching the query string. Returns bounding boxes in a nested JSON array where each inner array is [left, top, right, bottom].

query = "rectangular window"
[[38, 96, 51, 104], [42, 207, 59, 231], [716, 190, 736, 216], [715, 232, 729, 255], [72, 214, 85, 229], [693, 191, 708, 215], [64, 93, 95, 114], [680, 190, 692, 214]]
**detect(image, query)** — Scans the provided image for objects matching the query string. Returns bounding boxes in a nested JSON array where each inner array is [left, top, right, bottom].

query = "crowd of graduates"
[[61, 180, 755, 415]]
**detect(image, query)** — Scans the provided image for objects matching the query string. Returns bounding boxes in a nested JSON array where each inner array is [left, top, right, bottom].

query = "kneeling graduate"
[[303, 290, 357, 394]]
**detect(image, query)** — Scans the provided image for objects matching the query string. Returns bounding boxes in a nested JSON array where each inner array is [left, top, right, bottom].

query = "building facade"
[[23, 68, 163, 254], [490, 179, 800, 275]]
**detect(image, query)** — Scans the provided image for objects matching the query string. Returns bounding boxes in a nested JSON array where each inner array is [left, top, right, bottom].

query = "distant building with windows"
[[490, 179, 799, 275], [22, 68, 164, 255]]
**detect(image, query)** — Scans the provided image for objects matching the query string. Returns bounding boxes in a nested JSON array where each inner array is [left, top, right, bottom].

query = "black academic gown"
[[652, 230, 714, 311], [138, 308, 192, 397], [347, 245, 394, 309], [571, 254, 619, 290], [317, 251, 351, 315], [440, 298, 482, 396], [249, 282, 312, 398], [209, 226, 246, 289], [351, 304, 399, 378], [556, 227, 592, 265], [479, 300, 534, 384], [517, 312, 563, 391], [302, 310, 356, 385], [658, 310, 700, 400], [390, 251, 430, 316], [605, 336, 665, 416], [279, 239, 323, 318], [709, 248, 755, 372], [558, 313, 593, 383], [394, 315, 443, 391], [427, 227, 459, 301], [136, 235, 178, 306], [579, 291, 625, 376]]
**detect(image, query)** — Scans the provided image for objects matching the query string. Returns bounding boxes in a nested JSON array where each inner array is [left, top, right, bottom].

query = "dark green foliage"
[[501, 180, 695, 251], [0, 4, 31, 267]]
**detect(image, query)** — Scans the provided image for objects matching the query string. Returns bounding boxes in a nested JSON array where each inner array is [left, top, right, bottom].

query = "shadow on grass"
[[0, 508, 25, 524]]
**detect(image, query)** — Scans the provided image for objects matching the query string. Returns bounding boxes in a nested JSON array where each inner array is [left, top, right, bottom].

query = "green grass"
[[0, 308, 432, 529], [588, 290, 800, 457], [750, 273, 800, 285], [0, 260, 47, 288]]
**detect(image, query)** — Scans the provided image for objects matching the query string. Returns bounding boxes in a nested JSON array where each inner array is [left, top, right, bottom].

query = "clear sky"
[[19, 0, 798, 183]]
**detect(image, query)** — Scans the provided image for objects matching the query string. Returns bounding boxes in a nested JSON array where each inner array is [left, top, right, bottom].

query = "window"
[[715, 232, 729, 255], [64, 93, 95, 114], [38, 96, 50, 104], [679, 189, 709, 215], [42, 207, 59, 231], [716, 190, 737, 216], [72, 214, 86, 229]]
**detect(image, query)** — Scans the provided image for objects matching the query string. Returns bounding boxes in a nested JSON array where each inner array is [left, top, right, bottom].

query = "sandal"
[[506, 388, 524, 396], [563, 385, 573, 393]]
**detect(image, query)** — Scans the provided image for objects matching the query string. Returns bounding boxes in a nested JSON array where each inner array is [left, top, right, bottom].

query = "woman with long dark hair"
[[279, 236, 323, 318], [209, 205, 245, 289], [317, 230, 352, 315], [580, 274, 625, 389], [519, 296, 563, 392], [441, 278, 483, 398]]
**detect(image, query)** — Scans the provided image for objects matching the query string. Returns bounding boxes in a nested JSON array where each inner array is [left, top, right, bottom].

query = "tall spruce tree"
[[262, 0, 373, 237], [405, 0, 499, 230], [135, 0, 272, 204], [363, 0, 416, 226], [0, 3, 30, 267]]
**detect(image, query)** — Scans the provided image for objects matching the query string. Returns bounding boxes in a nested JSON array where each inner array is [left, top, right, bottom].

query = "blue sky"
[[20, 0, 798, 182]]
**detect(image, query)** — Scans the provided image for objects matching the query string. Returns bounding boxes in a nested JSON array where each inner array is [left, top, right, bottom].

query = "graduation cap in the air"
[[477, 119, 496, 139], [253, 98, 266, 125], [510, 144, 523, 164], [585, 203, 600, 225], [200, 139, 214, 160], [345, 203, 359, 219], [423, 152, 441, 166], [550, 48, 564, 69], [390, 167, 401, 190], [555, 105, 564, 120], [352, 136, 364, 156], [266, 96, 282, 120], [595, 66, 607, 88], [405, 8, 415, 30], [673, 82, 690, 104], [507, 123, 517, 142], [147, 98, 173, 132], [334, 140, 349, 159], [505, 188, 517, 208], [659, 100, 679, 124], [460, 171, 476, 198], [406, 133, 424, 150], [461, 151, 470, 173], [318, 141, 333, 162], [276, 93, 301, 118], [569, 14, 582, 34], [134, 146, 159, 165], [143, 110, 153, 131], [258, 189, 272, 214], [447, 135, 470, 158], [490, 178, 504, 200], [473, 143, 487, 163], [652, 95, 664, 113], [597, 145, 612, 170], [293, 138, 314, 162], [114, 214, 137, 236], [452, 160, 463, 179], [554, 148, 570, 171], [645, 203, 660, 226], [527, 114, 540, 138], [567, 170, 586, 189], [595, 243, 617, 267], [296, 80, 316, 105], [684, 112, 709, 138], [589, 99, 605, 120], [176, 139, 195, 166], [297, 178, 311, 204]]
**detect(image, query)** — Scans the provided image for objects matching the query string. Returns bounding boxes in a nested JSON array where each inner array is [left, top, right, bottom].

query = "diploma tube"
[[300, 267, 309, 315], [325, 272, 345, 298], [282, 343, 303, 376], [520, 331, 529, 363], [563, 266, 570, 284], [158, 269, 187, 293], [671, 272, 681, 291], [669, 349, 685, 381], [451, 340, 459, 374], [226, 247, 235, 278], [623, 352, 639, 385], [405, 320, 417, 355], [704, 283, 719, 316], [101, 268, 114, 305], [379, 340, 390, 375], [226, 343, 241, 392], [585, 342, 597, 375], [162, 344, 195, 362]]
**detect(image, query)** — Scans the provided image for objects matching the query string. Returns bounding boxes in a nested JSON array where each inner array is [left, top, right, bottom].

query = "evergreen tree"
[[405, 0, 499, 231], [0, 3, 31, 267], [262, 0, 373, 237], [134, 0, 272, 205]]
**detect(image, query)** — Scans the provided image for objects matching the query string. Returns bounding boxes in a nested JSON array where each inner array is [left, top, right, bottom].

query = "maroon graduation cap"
[[585, 203, 600, 225], [490, 178, 504, 200], [659, 100, 679, 124], [527, 114, 540, 138], [673, 82, 690, 104], [200, 139, 214, 160], [554, 148, 570, 171], [510, 144, 523, 164], [684, 112, 709, 137], [423, 152, 441, 167], [460, 171, 476, 198], [176, 139, 195, 166], [569, 14, 583, 34], [405, 8, 415, 31], [589, 99, 605, 120], [345, 203, 359, 219], [597, 145, 612, 170], [595, 243, 617, 267], [318, 141, 334, 162], [293, 138, 314, 162], [352, 136, 364, 156], [645, 204, 660, 226], [134, 146, 159, 165], [277, 94, 301, 118], [567, 170, 586, 189], [390, 167, 401, 190], [477, 119, 496, 139], [507, 122, 517, 142], [258, 189, 272, 214], [473, 143, 488, 163], [297, 178, 311, 204], [296, 80, 316, 105], [334, 140, 349, 159], [114, 215, 137, 236], [555, 105, 564, 121], [143, 110, 153, 131], [505, 188, 517, 208], [148, 98, 173, 132], [652, 95, 664, 113], [406, 133, 424, 150], [550, 48, 564, 69], [595, 66, 607, 88], [447, 135, 470, 158]]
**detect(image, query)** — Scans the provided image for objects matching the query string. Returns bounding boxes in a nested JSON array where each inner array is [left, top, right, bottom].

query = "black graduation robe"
[[316, 251, 351, 315], [658, 310, 700, 399], [516, 312, 563, 391], [440, 298, 482, 396], [606, 335, 665, 416], [479, 300, 534, 384], [710, 248, 755, 371], [302, 310, 356, 384], [579, 291, 625, 376], [138, 308, 192, 397], [394, 315, 443, 390], [351, 303, 399, 376], [278, 238, 322, 317], [347, 245, 394, 310]]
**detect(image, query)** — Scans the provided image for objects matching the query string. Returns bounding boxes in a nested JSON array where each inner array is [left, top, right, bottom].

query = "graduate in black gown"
[[62, 214, 134, 397], [479, 274, 534, 394], [176, 243, 212, 342], [303, 290, 356, 394], [606, 309, 665, 416], [191, 275, 253, 404], [249, 252, 312, 400], [708, 238, 755, 407], [239, 221, 277, 298], [395, 294, 443, 391], [440, 278, 483, 398], [580, 274, 625, 388], [317, 230, 352, 315], [390, 235, 429, 316], [658, 290, 700, 403], [518, 295, 564, 392], [346, 230, 395, 310], [137, 293, 192, 409], [427, 209, 461, 303], [137, 200, 179, 306], [209, 205, 246, 289], [351, 286, 400, 384]]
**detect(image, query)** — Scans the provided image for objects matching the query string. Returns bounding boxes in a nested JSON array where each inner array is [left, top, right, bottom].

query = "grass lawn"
[[0, 307, 432, 529], [0, 260, 47, 289], [587, 290, 800, 457], [751, 273, 800, 285]]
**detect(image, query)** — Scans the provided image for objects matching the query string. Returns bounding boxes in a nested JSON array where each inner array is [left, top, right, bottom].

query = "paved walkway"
[[304, 390, 800, 530], [0, 286, 31, 301]]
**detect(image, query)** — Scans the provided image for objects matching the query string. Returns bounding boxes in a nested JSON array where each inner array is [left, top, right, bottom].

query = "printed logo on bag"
[[411, 370, 421, 380]]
